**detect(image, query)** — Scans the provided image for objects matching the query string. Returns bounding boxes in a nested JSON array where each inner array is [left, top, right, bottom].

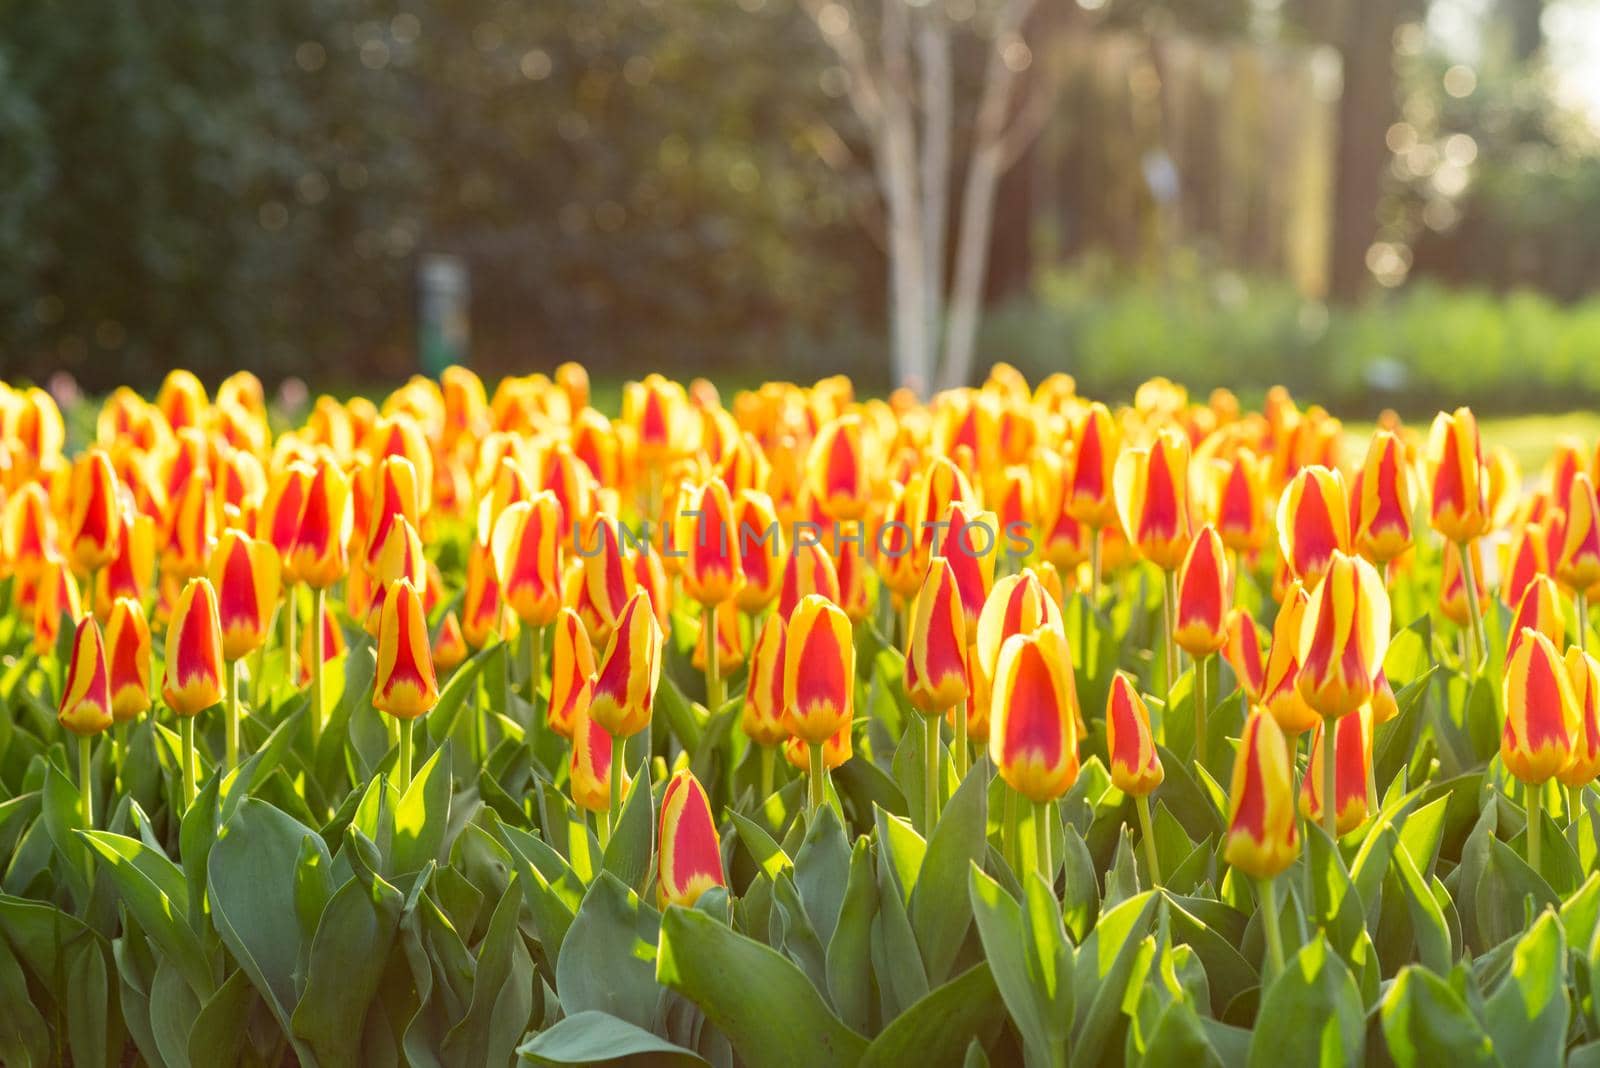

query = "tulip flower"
[[1299, 710, 1371, 835], [657, 770, 726, 908], [776, 541, 841, 620], [432, 610, 468, 675], [569, 701, 627, 815], [164, 473, 216, 581], [363, 515, 427, 633], [589, 590, 663, 830], [1559, 648, 1600, 789], [3, 481, 56, 583], [1225, 708, 1297, 975], [60, 617, 113, 737], [1212, 449, 1269, 556], [66, 449, 121, 579], [362, 456, 423, 563], [836, 530, 872, 623], [875, 481, 923, 605], [570, 513, 635, 644], [1560, 474, 1600, 651], [676, 478, 743, 711], [463, 537, 512, 650], [905, 558, 969, 827], [1502, 522, 1550, 610], [1297, 551, 1392, 721], [1503, 628, 1580, 870], [1107, 673, 1164, 885], [942, 502, 999, 632], [1114, 426, 1192, 572], [805, 414, 870, 521], [541, 607, 592, 741], [1224, 608, 1266, 702], [1506, 575, 1565, 667], [1440, 539, 1489, 645], [783, 593, 855, 816], [1354, 430, 1414, 566], [1065, 402, 1120, 549], [374, 578, 439, 788], [1262, 583, 1317, 736], [912, 456, 975, 574], [208, 529, 282, 770], [103, 597, 151, 724], [165, 577, 225, 807], [1277, 466, 1351, 589], [286, 458, 352, 591], [1426, 407, 1491, 662], [32, 557, 82, 656], [743, 613, 788, 798], [974, 569, 1064, 703], [989, 626, 1079, 881], [784, 722, 852, 772], [492, 492, 565, 704], [1172, 525, 1230, 763]]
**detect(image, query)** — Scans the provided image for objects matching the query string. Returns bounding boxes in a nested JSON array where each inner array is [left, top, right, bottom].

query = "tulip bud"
[[1263, 582, 1318, 735], [876, 481, 923, 603], [164, 472, 216, 580], [782, 593, 855, 746], [1223, 709, 1299, 880], [1213, 449, 1269, 555], [630, 541, 673, 629], [286, 459, 352, 589], [1506, 575, 1565, 667], [432, 610, 468, 675], [1501, 522, 1550, 610], [657, 770, 726, 908], [1296, 551, 1392, 719], [784, 722, 852, 771], [1425, 407, 1490, 544], [1276, 466, 1351, 588], [373, 579, 440, 719], [1299, 710, 1371, 834], [1106, 673, 1163, 795], [163, 577, 225, 716], [588, 590, 663, 739], [462, 538, 512, 650], [942, 503, 999, 631], [677, 479, 744, 606], [570, 513, 636, 644], [743, 614, 788, 747], [104, 597, 152, 722], [258, 460, 314, 567], [905, 558, 969, 715], [624, 374, 688, 461], [97, 511, 156, 616], [570, 701, 627, 813], [732, 490, 783, 613], [1502, 628, 1579, 785], [492, 493, 565, 628], [547, 607, 594, 739], [1065, 402, 1119, 530], [1559, 648, 1600, 788], [1113, 427, 1192, 570], [66, 449, 121, 575], [362, 456, 423, 563], [33, 558, 82, 656], [974, 569, 1064, 686], [1174, 525, 1229, 657], [1354, 431, 1414, 565], [3, 482, 56, 582], [776, 541, 841, 620], [59, 619, 113, 736], [989, 626, 1080, 803], [912, 457, 975, 572], [1559, 474, 1600, 592], [805, 414, 870, 521], [1440, 539, 1488, 630], [1224, 608, 1267, 702], [209, 529, 282, 662]]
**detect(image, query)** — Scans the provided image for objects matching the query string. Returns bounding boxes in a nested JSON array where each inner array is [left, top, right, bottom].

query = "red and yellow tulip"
[[587, 589, 663, 739], [1106, 673, 1162, 796], [1223, 709, 1299, 879], [163, 577, 225, 716], [657, 770, 726, 908], [373, 578, 439, 719], [988, 626, 1080, 803], [59, 618, 113, 736], [782, 593, 855, 746]]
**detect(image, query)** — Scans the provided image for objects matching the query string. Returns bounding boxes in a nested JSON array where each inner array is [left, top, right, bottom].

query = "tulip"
[[941, 502, 999, 632], [208, 529, 282, 770], [258, 459, 313, 680], [1107, 673, 1164, 885], [776, 540, 841, 619], [1224, 708, 1297, 976], [1115, 427, 1192, 701], [989, 626, 1079, 881], [1172, 525, 1228, 759], [463, 537, 512, 650], [1426, 407, 1490, 662], [362, 456, 423, 564], [1299, 710, 1371, 835], [32, 557, 82, 656], [374, 578, 439, 788], [657, 770, 726, 908], [1213, 449, 1269, 556], [1354, 430, 1414, 566], [1506, 575, 1565, 667], [905, 558, 969, 827], [492, 492, 565, 707], [974, 569, 1065, 710], [103, 597, 151, 724], [1276, 466, 1351, 589], [732, 490, 783, 614], [570, 513, 635, 644], [784, 593, 855, 816], [876, 480, 923, 605], [805, 414, 870, 521], [66, 449, 121, 579], [1297, 552, 1392, 721], [546, 607, 594, 740], [1262, 582, 1317, 736], [3, 481, 56, 583], [569, 701, 627, 815], [1560, 474, 1600, 651], [835, 529, 872, 623], [286, 458, 352, 591], [1224, 608, 1266, 702], [677, 479, 743, 711], [1503, 628, 1580, 871], [165, 577, 225, 807], [1501, 522, 1550, 610], [60, 617, 113, 736], [1065, 403, 1120, 566], [432, 610, 468, 675], [1440, 540, 1489, 645], [164, 472, 216, 581], [364, 515, 426, 633], [784, 722, 852, 772], [1559, 648, 1600, 789], [589, 589, 663, 832], [912, 456, 975, 575]]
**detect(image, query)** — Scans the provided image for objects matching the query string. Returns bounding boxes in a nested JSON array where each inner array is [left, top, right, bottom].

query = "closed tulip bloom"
[[624, 373, 688, 460], [678, 479, 744, 605], [588, 590, 663, 739], [1559, 474, 1600, 591], [1354, 431, 1414, 565], [164, 473, 216, 580], [1506, 575, 1565, 666], [1106, 673, 1163, 795], [462, 538, 511, 649], [1224, 608, 1267, 702], [1114, 427, 1192, 570], [657, 770, 726, 908], [258, 459, 314, 566], [776, 540, 841, 619], [33, 558, 82, 656], [362, 456, 423, 564], [732, 490, 783, 613], [835, 529, 872, 623], [743, 614, 788, 747], [806, 414, 869, 520], [1425, 407, 1490, 544], [1299, 710, 1371, 834], [782, 593, 855, 746], [912, 457, 975, 570], [1223, 710, 1299, 880], [492, 493, 565, 627], [538, 442, 595, 533], [989, 626, 1080, 803], [571, 513, 635, 643], [875, 481, 923, 602], [373, 578, 439, 719], [432, 610, 468, 675], [1296, 551, 1392, 719], [1262, 582, 1318, 735], [630, 542, 673, 629], [96, 511, 156, 615], [905, 558, 969, 715], [546, 607, 594, 739], [569, 702, 626, 813], [1174, 525, 1229, 657], [364, 515, 427, 631], [1559, 648, 1600, 788], [103, 597, 152, 722], [286, 459, 352, 589], [1277, 466, 1351, 588], [1065, 402, 1120, 529], [1440, 539, 1489, 630], [208, 529, 282, 661], [59, 619, 113, 736], [784, 722, 852, 771], [960, 642, 992, 744], [941, 503, 999, 630], [66, 449, 121, 575], [163, 577, 225, 716], [975, 569, 1065, 684], [1213, 449, 1270, 555], [3, 482, 56, 581], [1502, 522, 1550, 609], [1502, 629, 1579, 784]]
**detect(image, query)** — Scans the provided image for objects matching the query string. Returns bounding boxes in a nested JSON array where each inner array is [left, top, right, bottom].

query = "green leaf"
[[1482, 910, 1567, 1065], [556, 872, 663, 1030], [188, 968, 258, 1068], [860, 963, 1006, 1068], [1071, 892, 1159, 1068], [391, 741, 452, 876], [1380, 966, 1499, 1067], [730, 810, 794, 879], [796, 804, 851, 949], [517, 1010, 709, 1066], [1476, 838, 1558, 949], [827, 838, 879, 1036], [657, 905, 868, 1068], [910, 764, 988, 984], [969, 866, 1072, 1068], [442, 874, 536, 1067], [291, 867, 406, 1068], [80, 829, 214, 999], [1247, 937, 1364, 1068], [602, 756, 656, 895]]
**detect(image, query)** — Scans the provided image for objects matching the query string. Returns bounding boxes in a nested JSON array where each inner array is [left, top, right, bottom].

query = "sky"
[[1430, 0, 1600, 121]]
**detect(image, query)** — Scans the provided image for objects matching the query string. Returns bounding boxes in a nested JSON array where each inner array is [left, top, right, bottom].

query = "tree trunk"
[[1327, 0, 1403, 299], [882, 0, 930, 393], [918, 14, 952, 375]]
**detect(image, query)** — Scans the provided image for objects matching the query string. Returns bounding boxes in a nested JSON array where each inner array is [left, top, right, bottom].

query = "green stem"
[[1162, 568, 1180, 707], [1089, 527, 1102, 604], [1135, 794, 1162, 887], [1578, 591, 1589, 654], [284, 587, 297, 690], [1194, 655, 1209, 768], [609, 729, 625, 838], [809, 742, 826, 819], [1034, 799, 1052, 885], [1323, 715, 1338, 842], [398, 716, 413, 791], [925, 714, 940, 833], [705, 602, 723, 711], [528, 623, 543, 706], [953, 700, 968, 780], [759, 744, 775, 801], [180, 716, 196, 810], [309, 587, 325, 751], [1529, 781, 1542, 874], [1259, 876, 1285, 980], [225, 659, 240, 774], [1003, 786, 1018, 872], [1457, 540, 1486, 671], [79, 735, 94, 829]]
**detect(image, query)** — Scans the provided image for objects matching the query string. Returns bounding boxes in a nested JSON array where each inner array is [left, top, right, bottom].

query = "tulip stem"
[[1135, 794, 1161, 887], [808, 742, 826, 819], [1528, 781, 1542, 874], [79, 735, 94, 830], [1457, 540, 1487, 671], [1322, 715, 1338, 843], [759, 744, 776, 802], [1259, 876, 1285, 980], [309, 588, 325, 751], [225, 659, 240, 775], [1162, 569, 1180, 707], [925, 714, 941, 833], [1089, 527, 1102, 604], [1578, 591, 1589, 654], [180, 716, 197, 810], [610, 731, 625, 837], [705, 602, 723, 712], [953, 700, 969, 780], [398, 716, 413, 791], [284, 587, 297, 690], [528, 624, 543, 708], [1034, 799, 1052, 885], [1193, 655, 1209, 767], [1003, 787, 1018, 871]]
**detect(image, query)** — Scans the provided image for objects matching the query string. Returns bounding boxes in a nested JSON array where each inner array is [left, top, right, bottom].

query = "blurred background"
[[3, 0, 1599, 415]]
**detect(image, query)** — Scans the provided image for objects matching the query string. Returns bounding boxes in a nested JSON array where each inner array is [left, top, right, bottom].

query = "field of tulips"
[[5, 365, 1600, 1066]]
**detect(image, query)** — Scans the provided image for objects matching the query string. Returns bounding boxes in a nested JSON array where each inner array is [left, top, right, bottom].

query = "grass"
[[1477, 412, 1600, 473]]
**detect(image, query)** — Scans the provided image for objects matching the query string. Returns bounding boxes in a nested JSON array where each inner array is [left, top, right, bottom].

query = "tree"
[[797, 0, 1058, 393]]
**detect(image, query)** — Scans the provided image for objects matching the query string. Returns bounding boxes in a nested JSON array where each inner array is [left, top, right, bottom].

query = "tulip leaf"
[[1247, 936, 1364, 1068], [391, 741, 451, 876], [557, 872, 663, 1029], [1482, 910, 1568, 1065], [796, 803, 851, 947], [1071, 892, 1159, 1068], [188, 967, 259, 1068], [1380, 966, 1499, 1067], [969, 865, 1073, 1068], [601, 755, 656, 895], [909, 759, 988, 984], [79, 829, 213, 999], [827, 837, 879, 1035], [860, 962, 1006, 1068], [517, 1010, 709, 1066], [656, 905, 869, 1068], [441, 874, 536, 1067], [1476, 838, 1558, 951], [291, 867, 405, 1068], [730, 810, 793, 878]]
